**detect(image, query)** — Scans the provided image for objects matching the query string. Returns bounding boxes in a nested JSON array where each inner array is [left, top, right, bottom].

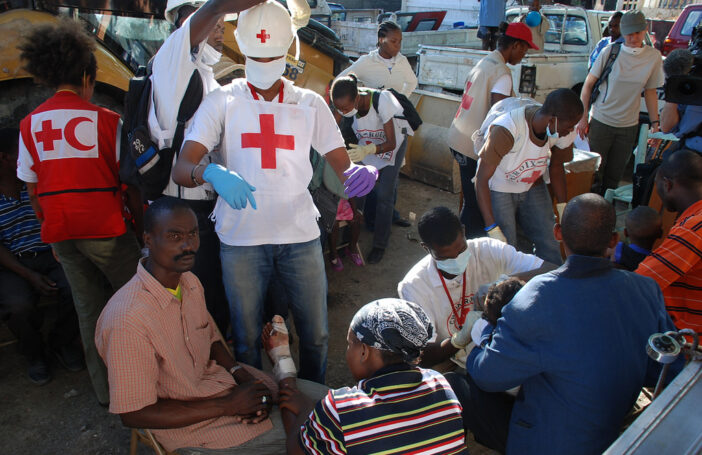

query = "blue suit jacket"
[[467, 255, 681, 455]]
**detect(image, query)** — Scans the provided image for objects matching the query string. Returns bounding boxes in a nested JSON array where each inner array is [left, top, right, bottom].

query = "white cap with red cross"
[[234, 0, 309, 60]]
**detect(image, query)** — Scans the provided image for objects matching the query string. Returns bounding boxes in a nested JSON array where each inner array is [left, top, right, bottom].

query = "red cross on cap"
[[256, 29, 271, 44]]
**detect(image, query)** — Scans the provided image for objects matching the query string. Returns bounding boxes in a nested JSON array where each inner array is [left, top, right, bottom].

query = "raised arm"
[[188, 0, 265, 50]]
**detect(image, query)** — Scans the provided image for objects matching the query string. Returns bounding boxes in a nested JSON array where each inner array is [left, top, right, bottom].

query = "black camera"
[[664, 23, 702, 106]]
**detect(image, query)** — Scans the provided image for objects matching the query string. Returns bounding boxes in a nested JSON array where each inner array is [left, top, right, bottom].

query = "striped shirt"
[[95, 260, 276, 452], [299, 364, 468, 455], [0, 187, 48, 254], [637, 199, 702, 335]]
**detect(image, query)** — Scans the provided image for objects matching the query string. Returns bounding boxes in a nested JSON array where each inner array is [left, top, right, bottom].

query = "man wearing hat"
[[577, 10, 664, 195], [173, 0, 378, 384]]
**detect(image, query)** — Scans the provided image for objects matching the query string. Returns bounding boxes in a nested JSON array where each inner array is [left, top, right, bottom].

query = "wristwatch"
[[229, 364, 243, 375]]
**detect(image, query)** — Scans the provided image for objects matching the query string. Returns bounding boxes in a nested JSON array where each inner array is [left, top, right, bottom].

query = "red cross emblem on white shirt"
[[256, 29, 271, 43], [241, 114, 295, 169], [520, 170, 543, 184]]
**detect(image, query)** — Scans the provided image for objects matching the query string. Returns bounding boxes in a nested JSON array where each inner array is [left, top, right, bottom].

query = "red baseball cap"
[[506, 22, 539, 50]]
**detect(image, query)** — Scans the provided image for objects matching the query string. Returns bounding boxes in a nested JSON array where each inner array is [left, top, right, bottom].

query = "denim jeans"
[[52, 227, 142, 404], [220, 238, 328, 383], [452, 149, 486, 239], [364, 137, 408, 249], [490, 182, 563, 265]]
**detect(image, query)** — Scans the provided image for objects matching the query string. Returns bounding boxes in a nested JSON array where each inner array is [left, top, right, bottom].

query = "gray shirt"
[[589, 44, 664, 128]]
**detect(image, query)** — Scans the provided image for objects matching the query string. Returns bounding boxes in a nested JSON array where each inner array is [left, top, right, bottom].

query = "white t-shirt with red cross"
[[184, 78, 345, 246], [397, 238, 543, 345], [354, 90, 411, 170]]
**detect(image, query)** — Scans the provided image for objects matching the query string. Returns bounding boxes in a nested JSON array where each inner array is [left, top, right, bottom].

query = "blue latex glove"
[[343, 164, 378, 198], [202, 164, 256, 210]]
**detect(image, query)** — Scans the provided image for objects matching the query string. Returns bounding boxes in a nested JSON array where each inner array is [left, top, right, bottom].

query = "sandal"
[[345, 247, 364, 266], [330, 257, 344, 271]]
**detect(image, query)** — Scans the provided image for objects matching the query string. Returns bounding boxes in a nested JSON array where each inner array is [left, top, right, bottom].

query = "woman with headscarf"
[[263, 299, 469, 454]]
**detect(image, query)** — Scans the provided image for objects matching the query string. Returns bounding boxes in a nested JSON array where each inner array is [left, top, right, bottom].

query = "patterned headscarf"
[[350, 298, 433, 363]]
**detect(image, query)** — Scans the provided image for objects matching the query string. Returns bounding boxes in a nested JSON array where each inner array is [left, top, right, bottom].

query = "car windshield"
[[544, 13, 588, 45], [681, 10, 701, 36], [76, 11, 173, 72]]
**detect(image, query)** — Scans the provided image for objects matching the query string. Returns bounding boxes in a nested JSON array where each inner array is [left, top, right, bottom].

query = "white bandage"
[[273, 356, 297, 382], [267, 315, 297, 381]]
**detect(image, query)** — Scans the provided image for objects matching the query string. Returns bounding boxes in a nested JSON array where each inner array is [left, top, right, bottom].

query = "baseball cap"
[[620, 10, 647, 36], [506, 22, 539, 50]]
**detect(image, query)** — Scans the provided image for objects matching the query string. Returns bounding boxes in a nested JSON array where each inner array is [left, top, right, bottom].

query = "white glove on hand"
[[556, 202, 566, 222], [451, 310, 484, 349], [347, 143, 377, 163], [487, 225, 507, 243]]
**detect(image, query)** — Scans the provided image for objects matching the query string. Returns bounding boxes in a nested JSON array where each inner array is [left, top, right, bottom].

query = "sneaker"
[[330, 257, 344, 272], [53, 344, 86, 372], [28, 358, 51, 386], [367, 248, 385, 264], [345, 247, 364, 266]]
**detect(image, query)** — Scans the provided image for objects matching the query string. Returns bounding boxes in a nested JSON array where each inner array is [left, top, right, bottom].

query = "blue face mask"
[[546, 117, 559, 139], [435, 246, 471, 276]]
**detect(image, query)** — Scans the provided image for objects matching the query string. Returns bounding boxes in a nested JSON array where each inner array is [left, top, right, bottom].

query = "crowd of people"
[[1, 0, 701, 454]]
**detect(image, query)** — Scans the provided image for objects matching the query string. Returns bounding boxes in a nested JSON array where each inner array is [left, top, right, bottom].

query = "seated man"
[[96, 197, 311, 453], [398, 206, 548, 372], [446, 194, 682, 455], [638, 149, 702, 335], [266, 299, 469, 454], [0, 128, 83, 385], [475, 88, 585, 265]]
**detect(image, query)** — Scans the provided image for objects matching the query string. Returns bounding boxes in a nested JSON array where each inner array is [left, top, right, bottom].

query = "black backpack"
[[589, 42, 621, 107], [371, 88, 422, 131], [119, 61, 203, 201]]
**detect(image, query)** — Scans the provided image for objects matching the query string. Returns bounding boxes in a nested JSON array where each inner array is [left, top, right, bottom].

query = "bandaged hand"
[[262, 315, 297, 382], [344, 164, 378, 198], [486, 225, 507, 243], [203, 164, 256, 210], [347, 143, 377, 163], [451, 310, 484, 349]]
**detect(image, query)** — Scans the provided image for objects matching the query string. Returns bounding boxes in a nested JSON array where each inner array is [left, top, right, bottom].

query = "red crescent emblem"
[[64, 117, 94, 151]]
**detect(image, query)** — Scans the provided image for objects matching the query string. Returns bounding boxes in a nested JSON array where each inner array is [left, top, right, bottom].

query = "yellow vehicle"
[[0, 0, 348, 127]]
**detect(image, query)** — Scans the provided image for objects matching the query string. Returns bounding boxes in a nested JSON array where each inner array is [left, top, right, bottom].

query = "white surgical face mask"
[[621, 45, 644, 55], [245, 56, 286, 90], [435, 246, 471, 276], [546, 117, 559, 139], [201, 43, 222, 66], [339, 108, 358, 118]]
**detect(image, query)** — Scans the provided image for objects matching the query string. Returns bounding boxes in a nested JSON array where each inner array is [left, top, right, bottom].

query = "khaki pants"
[[52, 227, 141, 404]]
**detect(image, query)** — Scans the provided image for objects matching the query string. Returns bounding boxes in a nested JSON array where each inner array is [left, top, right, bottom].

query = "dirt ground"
[[0, 176, 497, 454]]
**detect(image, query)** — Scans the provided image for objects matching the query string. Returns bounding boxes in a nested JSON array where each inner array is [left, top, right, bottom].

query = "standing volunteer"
[[589, 12, 623, 69], [331, 74, 412, 264], [145, 0, 263, 333], [577, 10, 664, 194], [519, 0, 550, 53], [16, 20, 142, 405], [336, 20, 418, 229], [475, 89, 584, 265], [172, 0, 377, 383], [448, 22, 536, 238], [479, 0, 507, 50]]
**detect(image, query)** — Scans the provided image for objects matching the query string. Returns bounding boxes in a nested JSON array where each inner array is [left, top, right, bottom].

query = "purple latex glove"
[[343, 164, 378, 198]]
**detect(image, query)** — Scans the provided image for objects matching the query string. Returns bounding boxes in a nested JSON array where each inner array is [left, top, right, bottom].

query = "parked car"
[[662, 4, 702, 56]]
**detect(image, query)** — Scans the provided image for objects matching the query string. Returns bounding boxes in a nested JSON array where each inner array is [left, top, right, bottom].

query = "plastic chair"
[[129, 325, 233, 455]]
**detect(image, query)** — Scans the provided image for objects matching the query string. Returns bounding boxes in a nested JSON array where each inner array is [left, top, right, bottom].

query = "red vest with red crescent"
[[19, 91, 126, 243]]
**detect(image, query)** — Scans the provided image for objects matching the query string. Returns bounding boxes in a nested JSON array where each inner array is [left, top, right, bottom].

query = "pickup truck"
[[332, 10, 480, 59], [416, 6, 617, 101]]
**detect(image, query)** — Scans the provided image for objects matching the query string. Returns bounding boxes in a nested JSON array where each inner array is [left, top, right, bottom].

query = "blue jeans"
[[220, 238, 328, 383], [490, 182, 563, 265]]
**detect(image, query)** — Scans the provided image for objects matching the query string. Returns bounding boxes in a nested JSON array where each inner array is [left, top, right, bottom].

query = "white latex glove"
[[556, 202, 566, 222], [486, 225, 507, 243], [451, 310, 484, 349], [347, 143, 377, 163]]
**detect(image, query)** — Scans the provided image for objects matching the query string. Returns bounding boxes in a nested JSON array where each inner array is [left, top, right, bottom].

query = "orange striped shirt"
[[95, 261, 275, 451], [637, 199, 702, 335]]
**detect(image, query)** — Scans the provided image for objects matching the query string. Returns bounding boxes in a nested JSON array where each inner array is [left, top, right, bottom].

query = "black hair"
[[378, 20, 401, 40], [610, 11, 624, 21], [561, 193, 616, 256], [658, 149, 702, 189], [497, 22, 524, 51], [0, 128, 19, 155], [418, 206, 463, 248], [144, 197, 195, 233], [18, 19, 97, 88], [175, 4, 198, 28], [663, 49, 694, 77], [483, 278, 525, 326], [541, 88, 584, 122], [625, 205, 661, 248], [331, 73, 359, 102], [379, 349, 407, 365]]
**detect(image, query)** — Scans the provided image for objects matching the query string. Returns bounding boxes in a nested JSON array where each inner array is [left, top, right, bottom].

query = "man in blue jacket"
[[446, 193, 682, 455]]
